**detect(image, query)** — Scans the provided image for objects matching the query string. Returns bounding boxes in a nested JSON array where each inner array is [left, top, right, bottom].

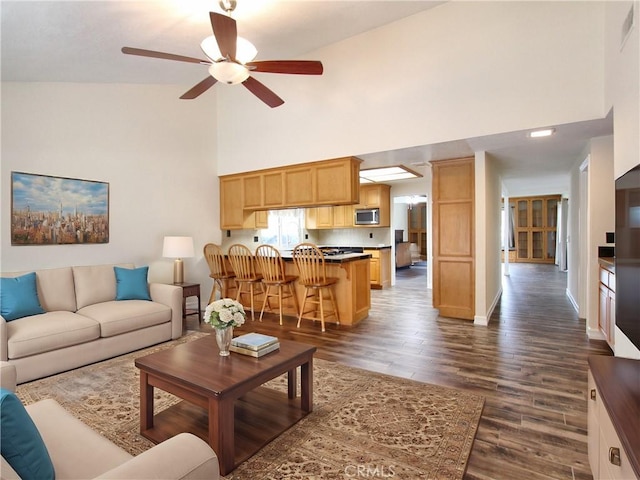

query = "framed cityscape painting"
[[11, 172, 109, 245]]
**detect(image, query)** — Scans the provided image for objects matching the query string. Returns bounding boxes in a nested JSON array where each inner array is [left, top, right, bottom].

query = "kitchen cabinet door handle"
[[590, 388, 596, 400], [609, 447, 621, 466]]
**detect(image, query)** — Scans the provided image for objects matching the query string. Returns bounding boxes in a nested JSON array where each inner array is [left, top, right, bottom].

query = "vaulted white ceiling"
[[1, 0, 613, 196]]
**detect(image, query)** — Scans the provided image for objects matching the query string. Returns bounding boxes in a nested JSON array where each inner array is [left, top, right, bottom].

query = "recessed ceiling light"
[[528, 128, 555, 138], [359, 165, 423, 183]]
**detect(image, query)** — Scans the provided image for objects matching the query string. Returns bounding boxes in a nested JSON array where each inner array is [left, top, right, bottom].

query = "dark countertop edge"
[[599, 257, 615, 271], [362, 245, 392, 250], [588, 355, 640, 478], [281, 253, 371, 264]]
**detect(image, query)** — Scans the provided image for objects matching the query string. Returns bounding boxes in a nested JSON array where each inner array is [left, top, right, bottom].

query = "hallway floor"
[[190, 262, 612, 480]]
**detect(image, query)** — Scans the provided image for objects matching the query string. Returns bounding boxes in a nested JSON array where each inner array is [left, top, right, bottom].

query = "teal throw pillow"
[[0, 272, 45, 321], [114, 266, 151, 301], [0, 388, 55, 480]]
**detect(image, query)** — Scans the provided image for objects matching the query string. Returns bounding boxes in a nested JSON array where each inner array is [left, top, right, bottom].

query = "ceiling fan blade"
[[246, 60, 324, 75], [121, 47, 209, 65], [210, 12, 237, 60], [242, 76, 284, 108], [180, 76, 218, 99]]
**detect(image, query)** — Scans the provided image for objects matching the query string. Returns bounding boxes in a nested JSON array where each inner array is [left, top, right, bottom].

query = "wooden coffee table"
[[134, 335, 316, 475]]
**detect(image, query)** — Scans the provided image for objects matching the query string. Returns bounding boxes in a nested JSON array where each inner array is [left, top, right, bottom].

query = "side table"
[[173, 282, 201, 324]]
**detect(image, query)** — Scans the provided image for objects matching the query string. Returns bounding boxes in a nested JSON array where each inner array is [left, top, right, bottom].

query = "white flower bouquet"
[[203, 298, 246, 329]]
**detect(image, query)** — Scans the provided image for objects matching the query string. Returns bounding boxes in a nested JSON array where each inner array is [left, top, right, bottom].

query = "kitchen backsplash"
[[220, 227, 391, 251], [315, 229, 391, 247]]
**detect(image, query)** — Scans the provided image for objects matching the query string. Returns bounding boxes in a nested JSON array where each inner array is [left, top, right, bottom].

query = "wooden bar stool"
[[255, 244, 300, 325], [203, 243, 236, 303], [227, 244, 263, 322], [291, 243, 339, 332]]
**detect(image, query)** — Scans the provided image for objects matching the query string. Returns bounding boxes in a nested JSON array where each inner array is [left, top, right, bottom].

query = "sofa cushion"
[[0, 273, 45, 321], [114, 266, 151, 301], [6, 311, 100, 360], [78, 300, 172, 337], [73, 263, 134, 310], [1, 267, 78, 313], [0, 389, 55, 480], [26, 399, 132, 480]]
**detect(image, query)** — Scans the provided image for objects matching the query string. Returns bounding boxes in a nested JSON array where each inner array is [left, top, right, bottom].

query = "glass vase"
[[215, 326, 233, 356]]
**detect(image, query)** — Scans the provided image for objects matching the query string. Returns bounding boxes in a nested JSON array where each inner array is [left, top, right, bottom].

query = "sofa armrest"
[[0, 361, 17, 391], [94, 433, 219, 480], [149, 283, 183, 339], [0, 316, 7, 361]]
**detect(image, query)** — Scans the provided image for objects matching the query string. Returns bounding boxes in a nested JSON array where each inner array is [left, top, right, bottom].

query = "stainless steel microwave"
[[354, 208, 380, 225]]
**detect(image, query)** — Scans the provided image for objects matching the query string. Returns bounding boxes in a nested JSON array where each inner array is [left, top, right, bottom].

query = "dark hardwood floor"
[[188, 262, 612, 480]]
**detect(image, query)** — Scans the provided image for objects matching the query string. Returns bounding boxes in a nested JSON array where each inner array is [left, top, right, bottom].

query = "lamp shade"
[[162, 236, 194, 259]]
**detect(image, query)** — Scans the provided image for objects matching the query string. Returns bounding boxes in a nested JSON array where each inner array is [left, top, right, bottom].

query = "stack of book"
[[230, 333, 280, 358]]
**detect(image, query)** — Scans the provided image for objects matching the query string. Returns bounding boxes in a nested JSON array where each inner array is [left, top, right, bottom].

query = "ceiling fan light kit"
[[208, 62, 249, 85], [121, 2, 323, 107], [200, 35, 257, 63]]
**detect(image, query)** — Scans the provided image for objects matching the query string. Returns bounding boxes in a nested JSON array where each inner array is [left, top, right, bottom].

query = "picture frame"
[[11, 171, 109, 245]]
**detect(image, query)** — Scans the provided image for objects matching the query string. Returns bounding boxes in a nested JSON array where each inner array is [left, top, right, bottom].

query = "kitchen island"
[[230, 250, 371, 327]]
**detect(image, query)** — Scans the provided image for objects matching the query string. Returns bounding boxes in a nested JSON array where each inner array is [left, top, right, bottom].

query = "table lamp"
[[163, 236, 194, 284]]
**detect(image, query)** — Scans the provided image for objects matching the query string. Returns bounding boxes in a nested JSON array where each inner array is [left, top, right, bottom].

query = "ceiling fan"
[[121, 0, 323, 108]]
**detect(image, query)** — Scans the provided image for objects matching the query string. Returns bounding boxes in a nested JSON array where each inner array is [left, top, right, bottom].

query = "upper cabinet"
[[353, 184, 390, 227], [306, 184, 391, 229], [284, 157, 361, 206], [220, 157, 362, 230], [356, 184, 387, 208]]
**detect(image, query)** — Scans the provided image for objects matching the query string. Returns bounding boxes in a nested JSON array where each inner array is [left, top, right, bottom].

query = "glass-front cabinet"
[[510, 195, 561, 263]]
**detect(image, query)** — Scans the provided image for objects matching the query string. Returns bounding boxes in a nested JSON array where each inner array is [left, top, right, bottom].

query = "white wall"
[[585, 136, 615, 338], [604, 1, 640, 358], [605, 1, 640, 179], [567, 154, 585, 315], [216, 1, 606, 175], [1, 83, 219, 297], [475, 152, 502, 325]]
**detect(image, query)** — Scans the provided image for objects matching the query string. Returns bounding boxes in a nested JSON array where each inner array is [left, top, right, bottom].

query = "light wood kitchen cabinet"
[[220, 157, 362, 229], [511, 195, 560, 263], [283, 157, 361, 207], [284, 167, 314, 205], [598, 264, 615, 348], [332, 205, 353, 227], [253, 210, 269, 229], [305, 206, 333, 229], [220, 177, 269, 230], [242, 174, 263, 209], [365, 248, 391, 289], [305, 204, 355, 229], [262, 171, 284, 208], [432, 157, 475, 320], [353, 184, 391, 227], [305, 184, 391, 229], [220, 176, 245, 229]]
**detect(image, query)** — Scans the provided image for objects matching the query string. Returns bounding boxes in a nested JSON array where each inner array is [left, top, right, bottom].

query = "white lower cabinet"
[[588, 368, 639, 480]]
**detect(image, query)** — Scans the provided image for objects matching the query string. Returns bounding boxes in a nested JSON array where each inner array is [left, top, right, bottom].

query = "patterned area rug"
[[16, 333, 484, 480]]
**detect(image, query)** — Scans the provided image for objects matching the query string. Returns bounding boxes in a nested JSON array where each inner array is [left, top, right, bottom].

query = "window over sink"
[[260, 209, 304, 249]]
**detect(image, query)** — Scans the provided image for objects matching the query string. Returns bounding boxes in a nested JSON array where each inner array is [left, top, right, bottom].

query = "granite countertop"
[[279, 251, 371, 264], [588, 355, 640, 478]]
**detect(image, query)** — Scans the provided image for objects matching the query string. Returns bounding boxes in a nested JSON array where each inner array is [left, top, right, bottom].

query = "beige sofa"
[[1, 263, 183, 383], [0, 362, 220, 480]]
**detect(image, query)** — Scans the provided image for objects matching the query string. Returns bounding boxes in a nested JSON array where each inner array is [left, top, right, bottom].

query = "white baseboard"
[[587, 326, 606, 341], [566, 288, 579, 312], [474, 287, 503, 326]]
